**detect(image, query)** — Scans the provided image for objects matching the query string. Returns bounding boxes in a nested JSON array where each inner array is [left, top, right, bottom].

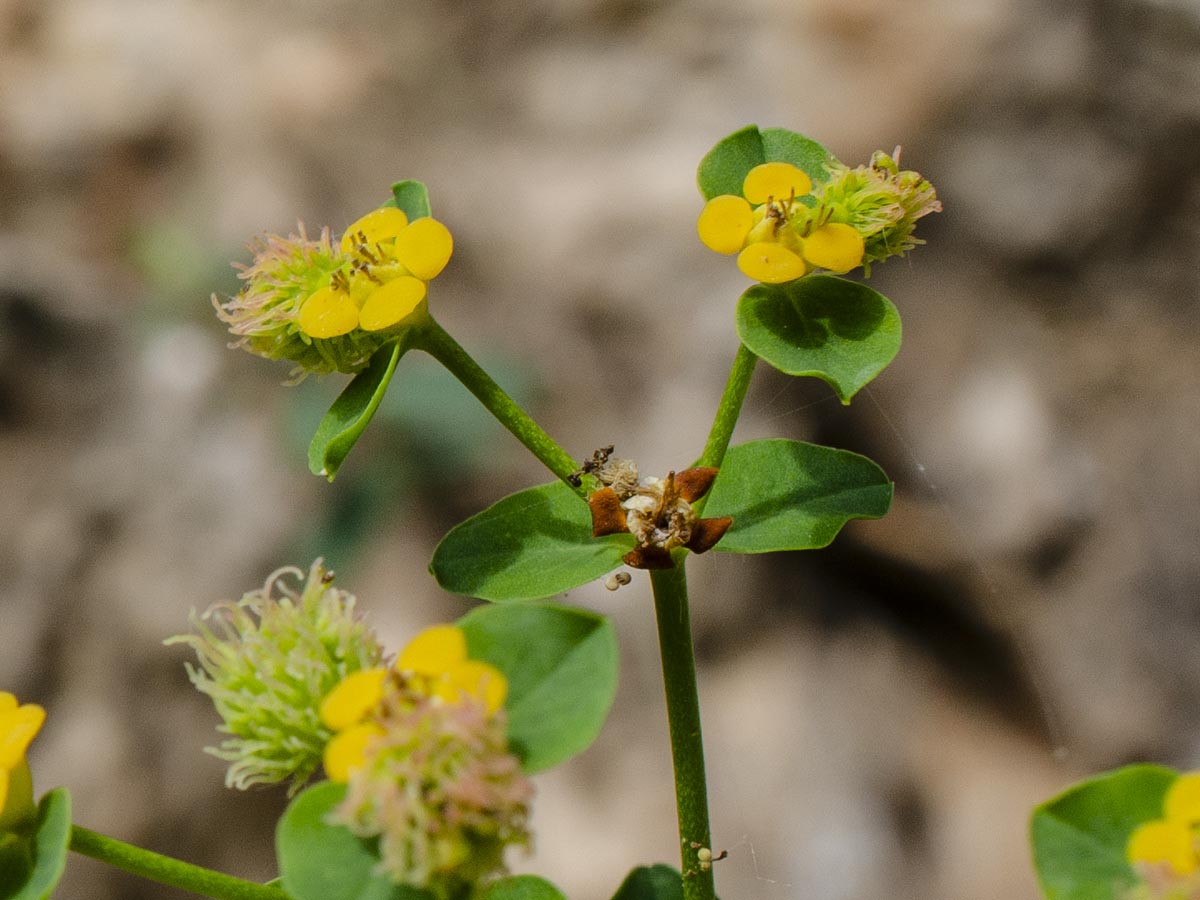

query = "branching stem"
[[697, 343, 757, 475], [70, 826, 289, 900], [414, 319, 585, 497]]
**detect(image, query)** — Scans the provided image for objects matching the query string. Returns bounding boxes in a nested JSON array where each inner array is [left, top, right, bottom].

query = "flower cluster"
[[1127, 773, 1200, 897], [584, 449, 732, 569], [215, 207, 453, 377], [0, 692, 44, 832], [166, 560, 384, 793], [698, 153, 939, 283], [320, 625, 531, 895]]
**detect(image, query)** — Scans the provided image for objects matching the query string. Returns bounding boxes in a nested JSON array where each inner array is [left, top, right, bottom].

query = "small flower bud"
[[165, 560, 384, 793]]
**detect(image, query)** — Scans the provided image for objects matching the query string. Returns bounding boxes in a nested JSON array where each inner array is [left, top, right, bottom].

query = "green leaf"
[[480, 875, 568, 900], [1031, 765, 1177, 900], [278, 782, 432, 900], [610, 865, 683, 900], [431, 481, 631, 602], [3, 789, 72, 900], [459, 603, 618, 773], [308, 339, 409, 481], [697, 125, 834, 200], [391, 181, 432, 220], [736, 275, 901, 404], [703, 439, 892, 553]]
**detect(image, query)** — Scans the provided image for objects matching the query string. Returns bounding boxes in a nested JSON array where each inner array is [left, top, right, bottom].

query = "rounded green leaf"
[[697, 125, 834, 200], [736, 275, 901, 404], [459, 603, 618, 773], [2, 789, 71, 900], [610, 865, 683, 900], [1031, 764, 1178, 900], [277, 782, 431, 900], [702, 439, 892, 553], [480, 875, 568, 900], [391, 181, 432, 221], [431, 481, 631, 602], [309, 339, 410, 481]]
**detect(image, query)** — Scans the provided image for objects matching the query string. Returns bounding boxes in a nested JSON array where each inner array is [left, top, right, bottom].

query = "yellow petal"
[[393, 218, 453, 281], [397, 625, 467, 676], [697, 196, 754, 255], [358, 277, 427, 332], [0, 767, 8, 817], [737, 243, 806, 284], [1167, 774, 1200, 825], [0, 702, 44, 770], [801, 223, 865, 273], [323, 722, 383, 783], [742, 162, 812, 205], [319, 668, 387, 732], [0, 694, 15, 716], [1128, 819, 1198, 875], [298, 286, 359, 338], [435, 660, 508, 714], [340, 207, 409, 254]]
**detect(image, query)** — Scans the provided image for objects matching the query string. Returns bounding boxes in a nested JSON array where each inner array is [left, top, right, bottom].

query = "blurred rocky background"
[[3, 0, 1199, 897]]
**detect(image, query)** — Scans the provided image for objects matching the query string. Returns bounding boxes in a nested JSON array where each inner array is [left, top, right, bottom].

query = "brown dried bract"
[[587, 465, 733, 570]]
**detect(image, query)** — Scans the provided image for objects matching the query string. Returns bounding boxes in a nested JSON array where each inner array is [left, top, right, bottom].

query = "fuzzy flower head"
[[319, 626, 531, 896], [818, 149, 942, 275], [165, 560, 384, 793], [698, 152, 939, 283], [215, 205, 453, 378], [1126, 773, 1200, 898], [0, 693, 44, 832]]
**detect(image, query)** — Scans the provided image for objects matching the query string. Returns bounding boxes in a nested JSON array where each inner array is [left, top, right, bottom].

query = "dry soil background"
[[2, 0, 1200, 898]]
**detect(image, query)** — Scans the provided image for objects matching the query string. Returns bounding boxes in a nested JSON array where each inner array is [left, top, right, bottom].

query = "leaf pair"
[[431, 439, 892, 603]]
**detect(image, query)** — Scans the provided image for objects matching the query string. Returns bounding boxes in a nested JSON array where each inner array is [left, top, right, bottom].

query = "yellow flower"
[[1166, 773, 1200, 826], [697, 162, 864, 283], [297, 208, 453, 340], [214, 200, 454, 377], [1128, 819, 1197, 876], [317, 626, 530, 893], [0, 692, 45, 831], [319, 625, 507, 782], [1127, 772, 1200, 878]]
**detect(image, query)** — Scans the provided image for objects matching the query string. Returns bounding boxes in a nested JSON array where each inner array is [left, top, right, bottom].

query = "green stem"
[[697, 342, 757, 471], [650, 560, 715, 900], [70, 826, 289, 900], [414, 318, 585, 497]]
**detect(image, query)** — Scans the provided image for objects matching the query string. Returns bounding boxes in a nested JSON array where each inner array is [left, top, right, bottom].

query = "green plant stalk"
[[694, 342, 756, 515], [70, 826, 289, 900], [697, 342, 756, 471], [414, 318, 585, 497], [650, 559, 715, 900]]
